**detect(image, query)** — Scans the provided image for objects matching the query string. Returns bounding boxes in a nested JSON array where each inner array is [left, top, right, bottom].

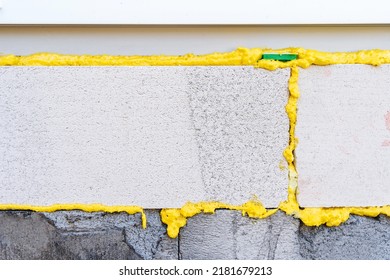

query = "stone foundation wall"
[[1, 211, 389, 260]]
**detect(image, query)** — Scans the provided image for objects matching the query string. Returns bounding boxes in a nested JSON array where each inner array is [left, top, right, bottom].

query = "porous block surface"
[[296, 65, 390, 207], [0, 67, 289, 208]]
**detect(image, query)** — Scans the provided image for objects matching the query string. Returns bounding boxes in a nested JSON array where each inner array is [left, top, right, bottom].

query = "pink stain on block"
[[323, 68, 332, 77], [383, 140, 390, 147], [386, 111, 390, 131], [384, 112, 390, 147]]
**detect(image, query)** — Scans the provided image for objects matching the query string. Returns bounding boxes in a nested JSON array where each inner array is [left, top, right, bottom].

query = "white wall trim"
[[0, 0, 389, 25]]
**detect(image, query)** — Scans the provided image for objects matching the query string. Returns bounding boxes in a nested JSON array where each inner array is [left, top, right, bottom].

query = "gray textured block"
[[0, 212, 58, 259], [179, 210, 300, 260], [3, 210, 390, 259], [0, 210, 177, 260], [43, 210, 178, 260], [0, 211, 140, 259], [0, 66, 289, 208], [299, 215, 390, 260], [54, 230, 142, 260]]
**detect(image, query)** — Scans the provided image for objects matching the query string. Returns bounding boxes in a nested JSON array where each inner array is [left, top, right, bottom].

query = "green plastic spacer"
[[262, 53, 298, 61]]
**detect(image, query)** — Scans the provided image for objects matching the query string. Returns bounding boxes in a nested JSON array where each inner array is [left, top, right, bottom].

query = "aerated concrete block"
[[296, 65, 390, 207], [187, 67, 290, 205], [179, 210, 301, 260], [0, 66, 289, 208]]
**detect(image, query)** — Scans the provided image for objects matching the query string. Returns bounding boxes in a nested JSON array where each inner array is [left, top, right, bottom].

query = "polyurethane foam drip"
[[1, 48, 390, 238]]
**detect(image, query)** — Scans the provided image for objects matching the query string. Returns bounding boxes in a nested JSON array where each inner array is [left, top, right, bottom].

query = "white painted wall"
[[0, 26, 389, 56], [0, 0, 389, 25]]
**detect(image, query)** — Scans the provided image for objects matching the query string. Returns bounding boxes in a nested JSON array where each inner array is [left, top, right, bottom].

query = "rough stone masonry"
[[1, 210, 390, 259]]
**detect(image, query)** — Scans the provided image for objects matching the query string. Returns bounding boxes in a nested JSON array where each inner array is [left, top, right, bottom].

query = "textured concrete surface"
[[0, 211, 139, 259], [179, 211, 390, 260], [42, 210, 178, 260], [187, 67, 290, 205], [296, 65, 390, 207], [299, 215, 390, 260], [0, 67, 204, 208], [179, 210, 301, 260], [0, 66, 289, 208], [0, 210, 177, 260], [2, 210, 390, 259]]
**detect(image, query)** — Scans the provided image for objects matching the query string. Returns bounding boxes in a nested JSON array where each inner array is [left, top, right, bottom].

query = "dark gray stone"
[[299, 215, 390, 260], [54, 230, 142, 260], [0, 211, 140, 259], [43, 209, 178, 260], [0, 210, 178, 260], [3, 210, 390, 260], [0, 211, 58, 259]]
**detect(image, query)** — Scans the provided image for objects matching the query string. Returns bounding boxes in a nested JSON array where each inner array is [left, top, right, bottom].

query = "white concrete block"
[[188, 67, 290, 205], [0, 67, 289, 208], [296, 65, 390, 207]]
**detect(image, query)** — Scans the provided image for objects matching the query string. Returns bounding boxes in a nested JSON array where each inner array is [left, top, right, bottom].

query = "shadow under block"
[[296, 65, 390, 207], [0, 67, 289, 208]]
